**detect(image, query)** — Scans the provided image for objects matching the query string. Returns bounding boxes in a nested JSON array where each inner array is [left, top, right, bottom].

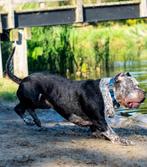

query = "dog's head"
[[114, 72, 145, 109]]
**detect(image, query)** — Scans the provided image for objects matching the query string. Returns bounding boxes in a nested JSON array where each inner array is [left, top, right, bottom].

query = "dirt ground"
[[0, 102, 147, 167]]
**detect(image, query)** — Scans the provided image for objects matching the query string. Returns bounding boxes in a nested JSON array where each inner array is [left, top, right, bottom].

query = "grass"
[[0, 78, 18, 102]]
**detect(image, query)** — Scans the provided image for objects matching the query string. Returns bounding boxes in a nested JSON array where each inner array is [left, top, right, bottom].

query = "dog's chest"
[[99, 78, 115, 117]]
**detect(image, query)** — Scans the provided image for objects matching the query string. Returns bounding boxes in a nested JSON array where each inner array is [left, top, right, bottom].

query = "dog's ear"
[[114, 73, 125, 82], [125, 72, 131, 77]]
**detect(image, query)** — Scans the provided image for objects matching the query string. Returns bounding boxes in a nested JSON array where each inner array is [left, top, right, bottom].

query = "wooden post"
[[0, 39, 3, 78], [0, 14, 3, 78], [96, 0, 101, 4], [140, 0, 147, 17], [76, 0, 83, 23], [0, 14, 2, 34], [13, 29, 28, 78], [8, 0, 15, 29], [39, 2, 46, 9]]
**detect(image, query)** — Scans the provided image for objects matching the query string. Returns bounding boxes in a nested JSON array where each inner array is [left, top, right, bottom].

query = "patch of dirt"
[[0, 102, 147, 167]]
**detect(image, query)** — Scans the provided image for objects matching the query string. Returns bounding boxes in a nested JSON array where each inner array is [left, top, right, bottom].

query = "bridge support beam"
[[76, 0, 83, 23], [140, 0, 147, 17], [13, 29, 28, 78], [0, 39, 3, 78], [0, 15, 3, 78]]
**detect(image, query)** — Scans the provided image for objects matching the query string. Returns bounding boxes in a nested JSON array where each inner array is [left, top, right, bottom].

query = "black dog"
[[6, 47, 145, 145]]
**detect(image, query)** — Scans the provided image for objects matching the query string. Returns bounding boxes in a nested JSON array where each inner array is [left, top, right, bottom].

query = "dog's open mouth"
[[127, 98, 145, 108], [127, 102, 141, 108]]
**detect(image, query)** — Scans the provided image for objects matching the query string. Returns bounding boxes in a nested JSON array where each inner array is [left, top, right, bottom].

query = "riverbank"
[[0, 102, 147, 167]]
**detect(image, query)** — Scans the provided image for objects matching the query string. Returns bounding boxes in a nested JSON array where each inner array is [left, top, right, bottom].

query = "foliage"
[[28, 26, 75, 76], [1, 20, 147, 79], [1, 41, 12, 72], [26, 22, 147, 78], [0, 78, 17, 101]]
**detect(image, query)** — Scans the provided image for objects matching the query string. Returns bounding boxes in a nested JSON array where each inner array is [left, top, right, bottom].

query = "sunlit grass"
[[0, 78, 18, 101]]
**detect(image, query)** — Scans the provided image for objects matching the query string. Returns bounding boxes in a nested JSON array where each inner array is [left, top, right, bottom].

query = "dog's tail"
[[6, 47, 22, 84]]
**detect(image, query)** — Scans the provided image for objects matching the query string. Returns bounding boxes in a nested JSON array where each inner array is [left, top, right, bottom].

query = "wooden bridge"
[[0, 0, 147, 30], [0, 0, 147, 77]]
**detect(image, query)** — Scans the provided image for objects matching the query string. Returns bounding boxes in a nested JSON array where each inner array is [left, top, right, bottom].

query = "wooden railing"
[[0, 0, 146, 30], [0, 0, 141, 12]]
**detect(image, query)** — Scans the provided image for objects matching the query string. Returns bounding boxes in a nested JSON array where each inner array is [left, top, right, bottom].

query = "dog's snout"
[[138, 89, 146, 103], [141, 90, 146, 98], [140, 90, 146, 98], [135, 88, 146, 97]]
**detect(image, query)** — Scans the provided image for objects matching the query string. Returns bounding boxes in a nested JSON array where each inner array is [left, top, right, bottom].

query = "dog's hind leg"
[[27, 109, 41, 127], [14, 103, 34, 126], [14, 103, 25, 118]]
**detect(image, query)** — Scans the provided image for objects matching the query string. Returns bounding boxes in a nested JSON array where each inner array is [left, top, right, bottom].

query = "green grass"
[[0, 78, 18, 101]]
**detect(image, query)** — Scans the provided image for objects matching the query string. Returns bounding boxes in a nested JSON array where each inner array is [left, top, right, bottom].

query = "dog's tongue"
[[128, 102, 140, 108]]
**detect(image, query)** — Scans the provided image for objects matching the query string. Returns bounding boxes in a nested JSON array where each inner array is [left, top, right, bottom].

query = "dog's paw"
[[112, 137, 135, 146], [23, 117, 35, 126], [120, 138, 135, 146], [92, 131, 104, 138]]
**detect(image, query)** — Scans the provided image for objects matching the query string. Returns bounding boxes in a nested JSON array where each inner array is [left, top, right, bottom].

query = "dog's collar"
[[109, 78, 120, 108]]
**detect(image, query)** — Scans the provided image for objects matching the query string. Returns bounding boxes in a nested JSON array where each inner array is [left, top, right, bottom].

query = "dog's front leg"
[[27, 109, 41, 127], [101, 124, 134, 145], [14, 103, 34, 126]]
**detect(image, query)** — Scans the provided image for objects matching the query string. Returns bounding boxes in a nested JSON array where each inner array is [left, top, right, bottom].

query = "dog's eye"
[[126, 72, 131, 76]]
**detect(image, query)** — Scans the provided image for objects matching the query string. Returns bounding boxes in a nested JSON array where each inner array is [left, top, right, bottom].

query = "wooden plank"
[[0, 37, 3, 78], [0, 1, 143, 29], [8, 0, 15, 29], [84, 3, 140, 22], [0, 14, 2, 33], [0, 16, 3, 78], [15, 8, 75, 28], [76, 0, 83, 23], [140, 0, 147, 17], [13, 0, 68, 3], [0, 0, 68, 5], [24, 27, 32, 40], [13, 29, 28, 78], [9, 29, 19, 41]]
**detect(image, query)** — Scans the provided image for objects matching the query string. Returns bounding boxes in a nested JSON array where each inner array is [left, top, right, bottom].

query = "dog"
[[6, 47, 145, 145]]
